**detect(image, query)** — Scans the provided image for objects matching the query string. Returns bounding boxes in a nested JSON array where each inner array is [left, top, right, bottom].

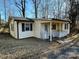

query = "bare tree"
[[38, 0, 45, 18], [48, 0, 57, 18], [69, 0, 77, 30], [4, 0, 7, 22], [32, 0, 41, 18], [38, 0, 49, 18], [44, 0, 48, 18], [15, 0, 26, 17], [56, 0, 65, 19], [0, 13, 1, 25], [8, 9, 13, 17], [32, 0, 74, 19], [46, 0, 64, 19]]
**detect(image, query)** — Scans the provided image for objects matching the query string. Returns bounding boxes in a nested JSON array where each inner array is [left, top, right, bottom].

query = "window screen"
[[52, 24, 56, 30], [65, 23, 68, 29]]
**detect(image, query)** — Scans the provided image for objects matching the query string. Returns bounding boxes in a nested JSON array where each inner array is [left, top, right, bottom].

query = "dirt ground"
[[0, 33, 79, 59], [0, 34, 52, 59]]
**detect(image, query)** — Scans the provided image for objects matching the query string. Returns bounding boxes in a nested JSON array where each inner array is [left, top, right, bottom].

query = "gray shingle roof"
[[12, 17, 34, 22], [10, 16, 70, 22]]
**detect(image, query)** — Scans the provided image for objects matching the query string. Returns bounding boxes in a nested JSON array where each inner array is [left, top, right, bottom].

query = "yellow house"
[[9, 17, 70, 41]]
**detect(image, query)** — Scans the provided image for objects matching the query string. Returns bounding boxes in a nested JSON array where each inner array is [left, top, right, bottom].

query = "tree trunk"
[[15, 0, 26, 18], [35, 0, 37, 18]]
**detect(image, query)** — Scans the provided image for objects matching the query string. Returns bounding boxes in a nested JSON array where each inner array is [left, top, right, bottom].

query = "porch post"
[[50, 22, 52, 42]]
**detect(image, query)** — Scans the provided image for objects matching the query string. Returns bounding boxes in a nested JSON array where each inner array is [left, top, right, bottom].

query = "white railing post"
[[50, 22, 52, 41]]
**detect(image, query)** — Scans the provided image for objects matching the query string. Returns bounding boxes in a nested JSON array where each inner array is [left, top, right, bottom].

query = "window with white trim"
[[52, 24, 56, 30], [65, 23, 68, 29], [22, 23, 25, 31], [22, 23, 33, 32], [26, 24, 30, 31]]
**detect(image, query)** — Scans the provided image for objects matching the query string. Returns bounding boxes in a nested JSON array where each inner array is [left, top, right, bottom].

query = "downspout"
[[17, 21, 19, 39], [9, 22, 10, 34]]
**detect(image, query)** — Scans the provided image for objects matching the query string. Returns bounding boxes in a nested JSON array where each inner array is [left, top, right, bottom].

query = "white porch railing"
[[40, 31, 49, 39], [52, 30, 68, 37], [41, 30, 69, 39]]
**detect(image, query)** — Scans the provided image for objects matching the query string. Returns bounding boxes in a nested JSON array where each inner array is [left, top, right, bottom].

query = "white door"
[[45, 24, 48, 32], [41, 24, 49, 39], [44, 24, 49, 39]]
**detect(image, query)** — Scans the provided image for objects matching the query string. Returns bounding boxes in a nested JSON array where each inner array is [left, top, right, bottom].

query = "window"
[[30, 23, 32, 31], [26, 24, 29, 31], [22, 23, 25, 31], [45, 24, 48, 31], [65, 23, 68, 29], [52, 24, 56, 30], [22, 23, 33, 32]]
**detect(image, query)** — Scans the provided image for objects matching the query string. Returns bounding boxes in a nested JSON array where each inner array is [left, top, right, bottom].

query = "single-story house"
[[9, 17, 70, 41]]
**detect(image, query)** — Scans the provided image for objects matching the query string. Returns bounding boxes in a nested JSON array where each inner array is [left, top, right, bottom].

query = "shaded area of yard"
[[47, 46, 79, 59], [41, 38, 79, 59], [0, 34, 51, 59]]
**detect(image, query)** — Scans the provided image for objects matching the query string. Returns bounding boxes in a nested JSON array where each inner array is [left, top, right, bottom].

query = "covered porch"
[[40, 20, 70, 41]]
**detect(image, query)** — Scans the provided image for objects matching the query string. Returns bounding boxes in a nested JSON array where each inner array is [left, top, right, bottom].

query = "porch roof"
[[40, 18, 70, 23], [33, 19, 70, 24], [32, 18, 71, 23]]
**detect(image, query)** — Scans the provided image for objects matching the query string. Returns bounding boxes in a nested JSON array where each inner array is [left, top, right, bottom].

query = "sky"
[[0, 0, 33, 21], [0, 0, 68, 22]]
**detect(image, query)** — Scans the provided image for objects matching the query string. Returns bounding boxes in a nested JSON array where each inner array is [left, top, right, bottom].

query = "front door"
[[45, 24, 48, 32], [44, 24, 49, 39], [41, 23, 49, 39]]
